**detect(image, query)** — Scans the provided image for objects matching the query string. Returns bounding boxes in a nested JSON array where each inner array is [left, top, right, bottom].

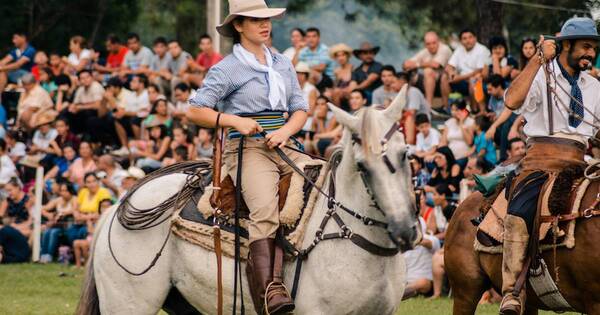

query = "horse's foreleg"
[[522, 304, 538, 315], [585, 303, 600, 315], [450, 278, 487, 315]]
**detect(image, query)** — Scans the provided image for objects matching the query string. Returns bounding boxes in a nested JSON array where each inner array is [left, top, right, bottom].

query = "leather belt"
[[527, 136, 587, 152]]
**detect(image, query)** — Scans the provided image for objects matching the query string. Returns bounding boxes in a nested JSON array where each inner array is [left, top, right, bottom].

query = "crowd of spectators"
[[0, 24, 575, 303]]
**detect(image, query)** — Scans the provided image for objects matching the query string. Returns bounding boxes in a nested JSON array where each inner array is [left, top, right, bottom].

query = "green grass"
[[0, 264, 578, 314]]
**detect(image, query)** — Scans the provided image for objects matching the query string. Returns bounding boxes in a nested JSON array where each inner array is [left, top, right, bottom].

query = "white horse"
[[77, 86, 421, 315]]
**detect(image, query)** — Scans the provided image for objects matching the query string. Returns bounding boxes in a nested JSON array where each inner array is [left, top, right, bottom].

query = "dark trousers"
[[0, 225, 30, 263]]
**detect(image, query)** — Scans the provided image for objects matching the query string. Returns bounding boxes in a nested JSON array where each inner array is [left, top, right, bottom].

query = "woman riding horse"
[[500, 17, 600, 315], [186, 1, 310, 314]]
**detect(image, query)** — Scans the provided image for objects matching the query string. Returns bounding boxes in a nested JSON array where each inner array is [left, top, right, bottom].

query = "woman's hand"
[[233, 117, 263, 136], [265, 129, 291, 149]]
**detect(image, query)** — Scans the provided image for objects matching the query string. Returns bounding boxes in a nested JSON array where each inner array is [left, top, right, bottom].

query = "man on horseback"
[[501, 17, 600, 315], [186, 1, 308, 314]]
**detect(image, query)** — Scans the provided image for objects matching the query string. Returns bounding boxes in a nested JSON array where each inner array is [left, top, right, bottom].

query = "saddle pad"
[[171, 159, 329, 259]]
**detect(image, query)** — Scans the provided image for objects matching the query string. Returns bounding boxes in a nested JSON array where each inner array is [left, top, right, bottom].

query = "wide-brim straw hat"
[[217, 0, 286, 37], [295, 62, 310, 74], [352, 41, 381, 58], [125, 166, 145, 180], [32, 110, 58, 129], [329, 43, 353, 59], [553, 17, 600, 41]]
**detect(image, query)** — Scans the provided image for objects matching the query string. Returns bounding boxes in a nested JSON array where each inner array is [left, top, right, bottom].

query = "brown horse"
[[444, 180, 600, 315]]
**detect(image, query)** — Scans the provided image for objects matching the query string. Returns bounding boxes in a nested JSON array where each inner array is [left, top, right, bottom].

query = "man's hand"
[[68, 104, 79, 113], [233, 117, 263, 136], [113, 109, 125, 119], [265, 128, 291, 149], [539, 35, 557, 61], [485, 126, 497, 140]]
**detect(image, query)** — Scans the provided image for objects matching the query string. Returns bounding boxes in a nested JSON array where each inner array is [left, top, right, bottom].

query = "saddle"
[[476, 165, 587, 250]]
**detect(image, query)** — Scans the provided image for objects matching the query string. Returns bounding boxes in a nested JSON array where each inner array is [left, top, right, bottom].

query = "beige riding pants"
[[223, 138, 312, 244]]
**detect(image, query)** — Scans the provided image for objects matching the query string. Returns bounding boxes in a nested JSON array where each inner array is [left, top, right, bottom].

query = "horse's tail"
[[75, 205, 115, 315], [75, 254, 100, 315]]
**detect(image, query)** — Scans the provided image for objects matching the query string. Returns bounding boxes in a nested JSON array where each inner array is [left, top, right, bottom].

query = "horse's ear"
[[383, 84, 407, 121], [328, 103, 359, 133]]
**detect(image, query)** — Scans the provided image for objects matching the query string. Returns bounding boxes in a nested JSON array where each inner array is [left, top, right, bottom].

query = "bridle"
[[351, 121, 404, 174]]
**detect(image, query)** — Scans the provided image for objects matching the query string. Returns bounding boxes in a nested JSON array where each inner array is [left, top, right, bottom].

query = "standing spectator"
[[39, 181, 77, 263], [372, 65, 398, 106], [121, 33, 153, 76], [482, 36, 517, 83], [66, 172, 111, 246], [403, 31, 453, 107], [414, 114, 441, 159], [65, 36, 92, 75], [329, 43, 353, 106], [94, 34, 128, 79], [349, 42, 383, 102], [184, 34, 223, 87], [65, 70, 105, 135], [64, 142, 97, 187], [512, 38, 537, 79], [430, 183, 457, 299], [440, 99, 474, 167], [194, 128, 213, 160], [0, 31, 36, 93], [282, 28, 305, 61], [294, 27, 334, 78], [443, 29, 491, 112], [16, 73, 54, 130]]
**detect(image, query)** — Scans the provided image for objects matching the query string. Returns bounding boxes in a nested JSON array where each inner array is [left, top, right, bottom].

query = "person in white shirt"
[[0, 139, 17, 186], [402, 216, 440, 300], [500, 17, 600, 314], [404, 31, 453, 106], [114, 74, 150, 141], [282, 28, 305, 61], [414, 114, 441, 159], [443, 29, 490, 112], [64, 35, 92, 74]]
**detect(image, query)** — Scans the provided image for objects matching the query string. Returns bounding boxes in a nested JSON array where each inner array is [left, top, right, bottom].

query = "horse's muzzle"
[[387, 218, 421, 252]]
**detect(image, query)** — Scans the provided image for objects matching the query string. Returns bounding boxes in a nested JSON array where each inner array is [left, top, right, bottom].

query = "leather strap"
[[527, 136, 587, 152], [213, 226, 223, 315], [272, 242, 284, 283], [210, 114, 224, 210], [546, 63, 554, 135]]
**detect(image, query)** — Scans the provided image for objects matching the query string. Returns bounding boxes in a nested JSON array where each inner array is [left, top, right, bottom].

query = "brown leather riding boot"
[[499, 215, 530, 315], [247, 238, 294, 315]]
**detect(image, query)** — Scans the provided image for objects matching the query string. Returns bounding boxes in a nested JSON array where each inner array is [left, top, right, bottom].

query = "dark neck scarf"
[[557, 60, 583, 128]]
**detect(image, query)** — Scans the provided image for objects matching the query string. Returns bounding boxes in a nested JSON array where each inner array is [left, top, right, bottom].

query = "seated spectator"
[[183, 34, 223, 87], [414, 114, 441, 159], [116, 74, 150, 141], [165, 40, 192, 90], [163, 145, 189, 167], [485, 75, 517, 162], [294, 27, 334, 79], [194, 128, 213, 160], [64, 69, 105, 135], [396, 72, 430, 118], [44, 144, 77, 181], [411, 156, 431, 190], [27, 111, 60, 167], [305, 96, 335, 155], [38, 67, 58, 99], [512, 38, 537, 79], [329, 43, 354, 107], [121, 33, 153, 76], [67, 172, 111, 246], [349, 42, 383, 102], [0, 178, 33, 237], [39, 181, 77, 263], [73, 197, 112, 267], [5, 130, 27, 164], [425, 146, 462, 194], [49, 52, 65, 77], [443, 29, 490, 113], [172, 83, 191, 122], [460, 155, 494, 200], [64, 36, 92, 75], [372, 65, 398, 106], [506, 137, 525, 161], [0, 31, 36, 93], [440, 99, 474, 166], [31, 51, 49, 81], [482, 36, 517, 83], [53, 118, 81, 152], [0, 139, 17, 186], [148, 37, 171, 94], [0, 222, 31, 264], [430, 184, 457, 299], [468, 115, 497, 165], [349, 89, 368, 112], [16, 73, 54, 130], [282, 28, 305, 61], [118, 167, 145, 198], [64, 142, 97, 187], [97, 155, 128, 197], [403, 31, 453, 106], [166, 126, 194, 162], [402, 216, 441, 300], [296, 62, 318, 119], [143, 98, 173, 132], [134, 121, 171, 172], [94, 34, 128, 79]]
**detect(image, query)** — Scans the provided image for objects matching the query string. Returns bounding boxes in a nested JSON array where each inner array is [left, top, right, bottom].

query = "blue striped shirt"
[[188, 52, 308, 115]]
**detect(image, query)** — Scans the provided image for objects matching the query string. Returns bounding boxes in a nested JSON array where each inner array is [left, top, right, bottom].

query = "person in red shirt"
[[182, 34, 223, 88], [93, 34, 128, 81]]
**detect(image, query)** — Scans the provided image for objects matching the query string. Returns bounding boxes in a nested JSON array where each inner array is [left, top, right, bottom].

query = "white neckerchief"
[[233, 44, 287, 111]]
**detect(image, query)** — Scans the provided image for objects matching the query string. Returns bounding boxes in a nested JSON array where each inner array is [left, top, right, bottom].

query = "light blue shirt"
[[297, 43, 335, 78], [189, 52, 308, 115]]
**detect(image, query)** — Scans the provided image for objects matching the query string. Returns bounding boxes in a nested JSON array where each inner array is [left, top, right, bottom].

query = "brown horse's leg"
[[522, 304, 538, 315]]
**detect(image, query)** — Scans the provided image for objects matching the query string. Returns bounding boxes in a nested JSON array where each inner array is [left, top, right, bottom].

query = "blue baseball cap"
[[555, 17, 600, 41]]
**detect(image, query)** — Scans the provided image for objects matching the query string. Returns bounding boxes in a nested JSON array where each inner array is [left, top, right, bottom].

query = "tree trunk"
[[475, 0, 503, 46], [90, 0, 108, 46]]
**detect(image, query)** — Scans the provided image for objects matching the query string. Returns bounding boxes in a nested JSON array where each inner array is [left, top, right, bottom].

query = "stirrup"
[[263, 281, 292, 315]]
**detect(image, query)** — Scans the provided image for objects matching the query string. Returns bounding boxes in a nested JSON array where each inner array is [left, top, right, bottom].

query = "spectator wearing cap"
[[0, 31, 36, 94], [27, 110, 60, 168], [329, 43, 354, 106], [119, 167, 145, 198], [16, 73, 54, 131], [294, 27, 335, 78], [348, 42, 383, 103], [403, 31, 453, 107]]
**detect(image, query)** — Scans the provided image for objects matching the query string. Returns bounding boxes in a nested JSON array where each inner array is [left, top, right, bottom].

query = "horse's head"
[[328, 86, 421, 251]]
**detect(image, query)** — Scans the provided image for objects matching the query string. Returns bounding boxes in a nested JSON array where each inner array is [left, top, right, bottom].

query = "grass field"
[[0, 264, 575, 314]]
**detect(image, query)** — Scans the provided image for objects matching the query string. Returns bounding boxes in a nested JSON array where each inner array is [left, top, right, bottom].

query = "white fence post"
[[31, 166, 44, 262]]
